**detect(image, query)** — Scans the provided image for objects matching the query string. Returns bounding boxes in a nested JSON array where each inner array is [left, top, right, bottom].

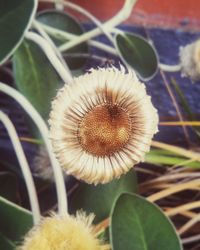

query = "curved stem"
[[62, 52, 114, 63], [32, 20, 72, 75], [40, 0, 137, 52], [54, 0, 64, 11], [25, 32, 73, 83], [0, 111, 40, 224], [112, 27, 125, 35], [159, 63, 181, 72], [0, 82, 68, 215], [60, 0, 115, 44], [36, 22, 118, 55], [160, 70, 190, 144]]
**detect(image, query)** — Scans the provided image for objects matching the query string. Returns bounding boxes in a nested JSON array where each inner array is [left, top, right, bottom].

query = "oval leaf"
[[70, 170, 137, 223], [0, 172, 18, 203], [37, 10, 89, 70], [110, 193, 182, 250], [0, 233, 15, 250], [0, 196, 33, 242], [115, 32, 158, 80], [0, 0, 37, 64], [13, 39, 62, 120]]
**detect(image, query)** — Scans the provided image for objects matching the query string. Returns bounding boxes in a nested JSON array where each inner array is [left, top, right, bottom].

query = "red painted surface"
[[39, 0, 200, 30]]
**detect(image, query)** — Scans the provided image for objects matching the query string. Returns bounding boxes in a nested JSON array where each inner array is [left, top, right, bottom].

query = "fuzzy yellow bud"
[[18, 213, 109, 250]]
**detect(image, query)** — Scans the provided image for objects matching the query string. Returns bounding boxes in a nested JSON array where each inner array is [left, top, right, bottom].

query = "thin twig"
[[182, 234, 200, 244], [178, 213, 200, 235], [165, 201, 200, 217], [147, 179, 200, 202], [160, 70, 191, 144], [160, 121, 200, 126], [141, 173, 200, 187]]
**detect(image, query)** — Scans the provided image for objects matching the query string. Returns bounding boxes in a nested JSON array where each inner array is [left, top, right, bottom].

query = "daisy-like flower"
[[49, 66, 158, 184], [180, 39, 200, 81], [18, 212, 109, 250]]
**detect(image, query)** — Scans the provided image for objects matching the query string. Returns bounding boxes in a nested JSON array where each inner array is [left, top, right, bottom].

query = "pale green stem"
[[32, 20, 72, 75], [0, 111, 40, 224], [63, 52, 114, 63], [0, 82, 68, 215], [25, 32, 73, 83], [112, 28, 182, 73], [54, 0, 64, 10], [56, 0, 114, 44], [36, 21, 118, 55], [159, 63, 182, 72], [40, 0, 138, 52], [59, 0, 137, 51], [112, 27, 125, 35]]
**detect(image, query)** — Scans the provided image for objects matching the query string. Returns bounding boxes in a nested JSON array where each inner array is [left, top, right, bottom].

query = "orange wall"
[[70, 0, 200, 30], [39, 0, 200, 30]]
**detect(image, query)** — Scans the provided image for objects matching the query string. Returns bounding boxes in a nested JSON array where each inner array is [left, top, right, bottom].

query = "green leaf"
[[146, 149, 200, 168], [0, 0, 37, 65], [70, 170, 137, 223], [0, 172, 18, 203], [0, 196, 33, 243], [0, 233, 15, 250], [13, 39, 62, 120], [115, 32, 158, 80], [110, 193, 183, 250], [37, 10, 89, 70]]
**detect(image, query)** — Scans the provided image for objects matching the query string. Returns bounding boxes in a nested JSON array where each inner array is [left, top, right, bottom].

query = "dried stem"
[[178, 213, 200, 235], [166, 201, 200, 217], [148, 179, 200, 202], [160, 121, 200, 126], [160, 70, 191, 144], [182, 234, 200, 244], [151, 140, 200, 161]]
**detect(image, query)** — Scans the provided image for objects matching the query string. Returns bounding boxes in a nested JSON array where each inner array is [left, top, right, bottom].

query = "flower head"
[[18, 212, 109, 250], [49, 66, 158, 184], [180, 39, 200, 81]]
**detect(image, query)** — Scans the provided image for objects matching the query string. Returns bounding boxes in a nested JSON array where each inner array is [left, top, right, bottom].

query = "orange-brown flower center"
[[78, 104, 131, 156]]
